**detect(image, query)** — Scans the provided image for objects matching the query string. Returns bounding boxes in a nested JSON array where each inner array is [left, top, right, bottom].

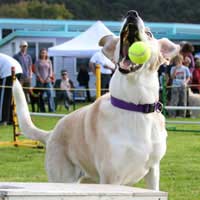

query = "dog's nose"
[[127, 10, 138, 18]]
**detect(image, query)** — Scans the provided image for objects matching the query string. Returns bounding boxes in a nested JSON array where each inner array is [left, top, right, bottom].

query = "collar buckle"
[[156, 102, 163, 113], [144, 102, 163, 113]]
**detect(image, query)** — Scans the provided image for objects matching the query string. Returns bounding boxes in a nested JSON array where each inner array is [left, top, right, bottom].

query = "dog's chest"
[[104, 110, 166, 163]]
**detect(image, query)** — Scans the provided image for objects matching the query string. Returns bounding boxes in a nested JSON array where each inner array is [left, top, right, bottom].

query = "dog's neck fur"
[[110, 68, 159, 105]]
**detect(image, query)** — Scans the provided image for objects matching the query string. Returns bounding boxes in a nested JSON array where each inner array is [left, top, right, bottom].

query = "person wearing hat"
[[13, 40, 33, 102], [0, 53, 22, 125], [54, 69, 74, 110]]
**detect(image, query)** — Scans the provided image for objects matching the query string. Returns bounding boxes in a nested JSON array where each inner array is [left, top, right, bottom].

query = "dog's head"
[[99, 10, 180, 74]]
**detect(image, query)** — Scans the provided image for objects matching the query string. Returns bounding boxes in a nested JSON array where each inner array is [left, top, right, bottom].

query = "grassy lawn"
[[0, 105, 200, 200], [160, 132, 200, 200]]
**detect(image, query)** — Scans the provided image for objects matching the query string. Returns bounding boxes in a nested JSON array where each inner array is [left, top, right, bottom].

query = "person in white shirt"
[[0, 53, 22, 125], [89, 51, 115, 95]]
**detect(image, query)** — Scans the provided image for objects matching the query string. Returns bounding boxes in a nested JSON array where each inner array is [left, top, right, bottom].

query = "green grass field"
[[0, 106, 200, 200]]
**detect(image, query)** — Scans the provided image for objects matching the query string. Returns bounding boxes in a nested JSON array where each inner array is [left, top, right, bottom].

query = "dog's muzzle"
[[118, 10, 143, 74]]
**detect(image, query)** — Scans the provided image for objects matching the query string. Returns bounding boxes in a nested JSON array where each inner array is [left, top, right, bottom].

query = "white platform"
[[0, 182, 167, 200]]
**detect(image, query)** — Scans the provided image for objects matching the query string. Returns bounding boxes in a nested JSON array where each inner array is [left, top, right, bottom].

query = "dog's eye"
[[146, 31, 153, 38]]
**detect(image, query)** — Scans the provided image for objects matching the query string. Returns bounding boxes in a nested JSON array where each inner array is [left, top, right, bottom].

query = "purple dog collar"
[[111, 96, 163, 113]]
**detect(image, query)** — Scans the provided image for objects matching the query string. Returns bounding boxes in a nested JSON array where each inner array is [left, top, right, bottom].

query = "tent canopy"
[[48, 21, 114, 57]]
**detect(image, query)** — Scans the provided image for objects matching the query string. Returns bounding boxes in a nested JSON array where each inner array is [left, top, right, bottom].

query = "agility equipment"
[[96, 64, 101, 98], [0, 67, 42, 148], [0, 182, 168, 199]]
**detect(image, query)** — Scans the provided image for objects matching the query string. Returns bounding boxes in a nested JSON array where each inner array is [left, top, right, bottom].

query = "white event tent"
[[48, 21, 115, 57]]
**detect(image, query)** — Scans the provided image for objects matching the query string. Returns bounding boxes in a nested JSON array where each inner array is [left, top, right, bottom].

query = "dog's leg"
[[45, 142, 81, 183], [144, 164, 160, 191]]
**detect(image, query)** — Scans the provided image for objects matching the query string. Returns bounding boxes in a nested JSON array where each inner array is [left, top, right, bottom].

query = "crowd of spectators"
[[158, 42, 200, 118], [0, 40, 92, 125], [1, 39, 200, 125]]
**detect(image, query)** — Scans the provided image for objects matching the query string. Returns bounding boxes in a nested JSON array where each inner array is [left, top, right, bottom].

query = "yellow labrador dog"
[[188, 88, 200, 117], [13, 10, 179, 190]]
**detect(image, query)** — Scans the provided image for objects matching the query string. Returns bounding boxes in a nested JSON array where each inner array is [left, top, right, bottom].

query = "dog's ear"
[[99, 35, 119, 61], [158, 38, 180, 60], [99, 35, 114, 46]]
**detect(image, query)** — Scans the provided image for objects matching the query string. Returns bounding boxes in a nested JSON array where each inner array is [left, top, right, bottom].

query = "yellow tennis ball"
[[128, 41, 151, 64]]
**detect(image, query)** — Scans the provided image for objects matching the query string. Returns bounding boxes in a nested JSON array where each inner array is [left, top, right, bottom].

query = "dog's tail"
[[12, 79, 49, 144]]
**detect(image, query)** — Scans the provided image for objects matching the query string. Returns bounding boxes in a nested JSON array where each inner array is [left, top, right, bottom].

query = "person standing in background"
[[182, 56, 192, 117], [169, 54, 191, 118], [35, 48, 55, 112], [89, 51, 115, 95], [77, 64, 91, 101], [191, 59, 200, 94], [13, 40, 32, 102], [0, 53, 22, 125], [180, 42, 195, 73], [158, 59, 169, 103]]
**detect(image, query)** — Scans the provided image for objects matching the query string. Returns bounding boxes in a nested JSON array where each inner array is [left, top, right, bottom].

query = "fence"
[[1, 72, 200, 134], [161, 76, 200, 132]]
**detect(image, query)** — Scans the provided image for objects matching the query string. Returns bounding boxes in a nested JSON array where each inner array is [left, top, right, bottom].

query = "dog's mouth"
[[118, 11, 143, 74]]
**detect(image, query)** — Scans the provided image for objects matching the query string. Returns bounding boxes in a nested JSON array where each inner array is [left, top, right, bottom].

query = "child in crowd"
[[169, 54, 191, 118]]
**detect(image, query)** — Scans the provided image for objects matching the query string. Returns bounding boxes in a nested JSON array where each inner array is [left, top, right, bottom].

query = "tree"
[[0, 0, 200, 23], [0, 0, 73, 19]]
